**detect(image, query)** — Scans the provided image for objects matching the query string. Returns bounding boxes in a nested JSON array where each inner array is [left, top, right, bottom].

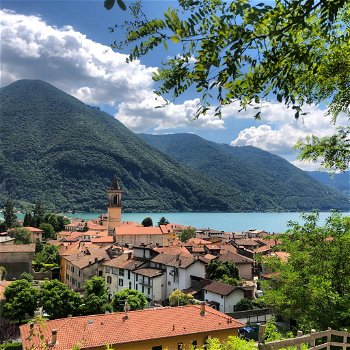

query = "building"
[[20, 305, 244, 350], [0, 244, 36, 279], [203, 281, 245, 313], [22, 227, 44, 242]]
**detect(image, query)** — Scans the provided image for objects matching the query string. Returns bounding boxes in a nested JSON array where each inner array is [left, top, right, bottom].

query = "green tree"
[[178, 227, 196, 242], [141, 217, 153, 227], [2, 279, 38, 321], [169, 289, 194, 306], [39, 223, 56, 240], [8, 228, 31, 244], [196, 336, 256, 350], [39, 280, 81, 319], [19, 272, 33, 282], [34, 244, 59, 265], [3, 199, 17, 230], [0, 266, 6, 281], [81, 277, 109, 315], [234, 298, 254, 311], [32, 201, 45, 228], [23, 212, 33, 227], [207, 260, 240, 283], [158, 216, 169, 226], [43, 213, 70, 232], [262, 213, 350, 331], [109, 0, 349, 171], [112, 289, 147, 312]]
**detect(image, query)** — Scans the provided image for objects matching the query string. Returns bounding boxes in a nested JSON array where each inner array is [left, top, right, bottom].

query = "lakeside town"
[[0, 177, 349, 349]]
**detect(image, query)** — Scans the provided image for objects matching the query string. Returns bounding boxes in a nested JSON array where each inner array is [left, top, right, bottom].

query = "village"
[[0, 177, 295, 350]]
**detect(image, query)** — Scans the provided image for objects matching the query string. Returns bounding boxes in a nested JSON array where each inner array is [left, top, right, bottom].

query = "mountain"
[[140, 133, 349, 211], [308, 171, 350, 198], [0, 79, 268, 212]]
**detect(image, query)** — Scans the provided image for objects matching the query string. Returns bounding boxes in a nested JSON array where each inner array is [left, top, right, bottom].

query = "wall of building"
[[92, 329, 239, 350], [237, 263, 253, 280], [0, 252, 34, 279], [204, 289, 244, 313]]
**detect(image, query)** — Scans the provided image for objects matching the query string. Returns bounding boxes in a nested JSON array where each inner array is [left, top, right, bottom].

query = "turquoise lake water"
[[61, 211, 349, 233], [2, 211, 348, 233]]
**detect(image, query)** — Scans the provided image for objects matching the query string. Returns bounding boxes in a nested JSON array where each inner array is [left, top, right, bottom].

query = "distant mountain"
[[0, 79, 259, 212], [140, 133, 349, 211], [308, 171, 349, 198]]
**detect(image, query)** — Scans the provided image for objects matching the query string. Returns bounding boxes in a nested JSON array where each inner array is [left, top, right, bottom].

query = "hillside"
[[140, 133, 349, 211], [308, 171, 349, 198], [0, 80, 256, 212]]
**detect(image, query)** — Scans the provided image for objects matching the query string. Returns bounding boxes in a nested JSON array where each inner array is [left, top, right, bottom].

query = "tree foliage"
[[38, 223, 56, 240], [0, 319, 19, 344], [207, 260, 240, 284], [3, 199, 17, 230], [169, 289, 194, 306], [2, 280, 38, 321], [178, 227, 196, 242], [195, 336, 256, 350], [81, 277, 109, 315], [262, 213, 350, 331], [109, 0, 350, 171], [34, 244, 59, 265], [19, 272, 33, 282], [158, 216, 169, 226], [39, 280, 81, 319], [8, 228, 31, 244], [141, 217, 153, 227], [112, 289, 147, 312]]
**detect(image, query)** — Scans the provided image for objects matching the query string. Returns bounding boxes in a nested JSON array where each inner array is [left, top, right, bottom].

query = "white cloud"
[[116, 95, 225, 132], [0, 9, 156, 107]]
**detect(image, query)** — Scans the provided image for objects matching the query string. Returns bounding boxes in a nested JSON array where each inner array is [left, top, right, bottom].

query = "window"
[[106, 267, 111, 274], [142, 285, 144, 293], [148, 287, 151, 295], [136, 274, 138, 281], [119, 269, 124, 276], [135, 284, 138, 290], [177, 343, 184, 350], [71, 266, 74, 273], [78, 270, 81, 277], [128, 270, 131, 279], [129, 282, 132, 289], [107, 276, 112, 284], [152, 347, 162, 350], [119, 279, 123, 286], [192, 340, 198, 348]]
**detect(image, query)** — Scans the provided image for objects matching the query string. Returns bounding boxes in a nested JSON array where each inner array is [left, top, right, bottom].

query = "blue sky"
[[1, 1, 344, 170]]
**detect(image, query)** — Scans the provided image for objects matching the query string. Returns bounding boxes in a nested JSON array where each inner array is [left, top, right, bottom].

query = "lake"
[[62, 211, 349, 233]]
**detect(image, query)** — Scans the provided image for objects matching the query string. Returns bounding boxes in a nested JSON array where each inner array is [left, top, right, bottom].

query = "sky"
[[0, 0, 345, 171]]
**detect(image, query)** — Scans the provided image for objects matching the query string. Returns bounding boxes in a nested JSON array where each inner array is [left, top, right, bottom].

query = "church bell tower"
[[107, 176, 122, 235]]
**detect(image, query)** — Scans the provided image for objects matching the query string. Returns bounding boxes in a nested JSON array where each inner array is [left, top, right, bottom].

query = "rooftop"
[[0, 243, 36, 253], [203, 281, 243, 296], [20, 305, 244, 350]]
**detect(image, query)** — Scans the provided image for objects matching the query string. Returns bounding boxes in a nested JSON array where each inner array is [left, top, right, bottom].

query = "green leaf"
[[104, 0, 115, 10], [117, 0, 127, 11], [170, 35, 181, 43]]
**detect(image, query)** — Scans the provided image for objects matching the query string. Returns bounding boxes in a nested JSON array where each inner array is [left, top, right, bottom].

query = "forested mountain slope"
[[0, 80, 254, 212], [140, 133, 349, 211]]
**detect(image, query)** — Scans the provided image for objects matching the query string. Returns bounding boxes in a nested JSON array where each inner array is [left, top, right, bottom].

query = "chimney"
[[51, 329, 58, 345], [200, 302, 206, 316]]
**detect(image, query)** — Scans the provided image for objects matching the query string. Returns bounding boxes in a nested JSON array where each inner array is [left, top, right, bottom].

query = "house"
[[20, 305, 244, 350], [0, 244, 36, 279], [22, 227, 44, 242], [149, 253, 206, 297], [203, 281, 245, 313], [218, 251, 254, 280]]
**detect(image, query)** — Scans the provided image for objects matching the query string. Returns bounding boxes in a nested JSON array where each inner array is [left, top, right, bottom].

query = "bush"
[[0, 343, 22, 350], [235, 298, 254, 311]]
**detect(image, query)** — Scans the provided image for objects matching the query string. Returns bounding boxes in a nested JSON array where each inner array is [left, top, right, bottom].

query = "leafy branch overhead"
[[107, 0, 350, 171]]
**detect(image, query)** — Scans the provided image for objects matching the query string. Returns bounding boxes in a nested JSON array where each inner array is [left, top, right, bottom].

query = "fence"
[[258, 326, 350, 350], [229, 308, 272, 323]]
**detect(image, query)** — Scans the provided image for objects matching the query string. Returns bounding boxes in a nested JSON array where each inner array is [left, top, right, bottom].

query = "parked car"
[[238, 324, 260, 341]]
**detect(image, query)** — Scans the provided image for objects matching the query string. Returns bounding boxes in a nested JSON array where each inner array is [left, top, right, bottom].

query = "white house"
[[203, 281, 245, 313], [149, 253, 206, 297]]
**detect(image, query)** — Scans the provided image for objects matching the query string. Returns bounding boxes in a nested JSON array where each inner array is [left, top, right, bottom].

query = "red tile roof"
[[20, 305, 244, 350], [0, 280, 12, 301], [23, 226, 44, 233]]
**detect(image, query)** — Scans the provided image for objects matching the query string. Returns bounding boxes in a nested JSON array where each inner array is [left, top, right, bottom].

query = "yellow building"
[[20, 305, 244, 350]]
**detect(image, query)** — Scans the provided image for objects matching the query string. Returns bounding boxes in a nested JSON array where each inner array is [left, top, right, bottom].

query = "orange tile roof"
[[203, 281, 243, 296], [186, 238, 212, 245], [153, 245, 191, 256], [91, 236, 115, 243], [0, 244, 36, 253], [20, 305, 244, 350], [23, 226, 44, 232]]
